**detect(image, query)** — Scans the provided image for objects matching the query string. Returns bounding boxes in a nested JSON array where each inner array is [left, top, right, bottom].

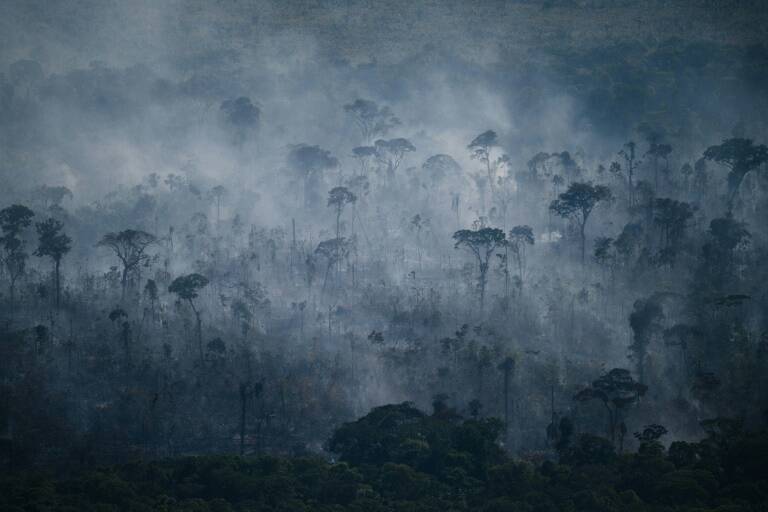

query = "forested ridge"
[[3, 403, 768, 511], [2, 1, 768, 510]]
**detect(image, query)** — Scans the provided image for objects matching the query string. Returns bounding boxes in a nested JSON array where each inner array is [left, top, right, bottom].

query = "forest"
[[1, 0, 768, 510]]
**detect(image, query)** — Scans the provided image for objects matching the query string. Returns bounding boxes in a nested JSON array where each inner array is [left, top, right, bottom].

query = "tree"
[[652, 198, 694, 267], [351, 146, 377, 176], [220, 97, 260, 146], [97, 230, 156, 299], [468, 130, 508, 201], [169, 273, 209, 361], [497, 356, 515, 441], [327, 186, 357, 239], [453, 227, 506, 312], [574, 368, 647, 450], [287, 144, 338, 207], [144, 279, 158, 322], [34, 218, 71, 309], [374, 138, 415, 185], [422, 154, 461, 185], [629, 296, 664, 384], [343, 99, 400, 143], [593, 237, 616, 275], [315, 238, 350, 294], [703, 137, 768, 211], [646, 140, 673, 192], [507, 226, 534, 289], [0, 204, 34, 317], [208, 185, 227, 225], [616, 141, 641, 207], [550, 182, 612, 263], [694, 215, 751, 297]]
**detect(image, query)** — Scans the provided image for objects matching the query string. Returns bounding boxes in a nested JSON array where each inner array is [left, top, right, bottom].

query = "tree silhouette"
[[343, 99, 400, 143], [652, 198, 694, 267], [208, 185, 227, 225], [220, 96, 260, 146], [508, 225, 534, 289], [34, 217, 71, 309], [169, 273, 209, 362], [327, 186, 357, 239], [315, 237, 350, 294], [497, 356, 515, 441], [97, 229, 156, 299], [703, 137, 768, 212], [351, 145, 377, 176], [374, 138, 415, 185], [616, 141, 641, 207], [629, 296, 664, 384], [574, 368, 647, 450], [550, 182, 612, 263], [287, 144, 338, 208], [453, 227, 506, 312], [646, 140, 673, 192], [0, 204, 34, 317]]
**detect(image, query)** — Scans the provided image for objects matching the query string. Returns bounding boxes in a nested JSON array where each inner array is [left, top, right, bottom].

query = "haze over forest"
[[2, 1, 768, 511]]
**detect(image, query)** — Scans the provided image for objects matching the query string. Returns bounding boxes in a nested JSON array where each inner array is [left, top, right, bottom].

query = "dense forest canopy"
[[2, 1, 768, 510]]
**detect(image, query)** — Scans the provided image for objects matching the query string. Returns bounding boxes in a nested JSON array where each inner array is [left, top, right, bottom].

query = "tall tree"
[[652, 198, 694, 267], [34, 218, 72, 309], [315, 237, 350, 294], [327, 186, 357, 239], [497, 356, 516, 441], [343, 99, 400, 143], [144, 279, 158, 322], [616, 141, 641, 207], [220, 97, 260, 147], [468, 130, 503, 200], [374, 138, 415, 186], [97, 229, 156, 299], [646, 141, 673, 193], [351, 146, 377, 176], [169, 273, 209, 362], [0, 204, 34, 317], [453, 227, 506, 312], [208, 185, 227, 225], [703, 137, 768, 212], [629, 296, 664, 384], [550, 182, 612, 264], [508, 225, 534, 289], [574, 368, 647, 450], [287, 144, 338, 208]]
